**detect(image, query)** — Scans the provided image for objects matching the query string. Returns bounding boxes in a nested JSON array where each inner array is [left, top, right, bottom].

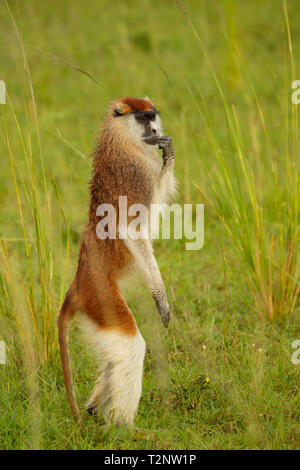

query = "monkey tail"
[[58, 290, 81, 424]]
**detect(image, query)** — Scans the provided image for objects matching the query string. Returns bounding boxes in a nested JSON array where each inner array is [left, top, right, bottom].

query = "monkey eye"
[[143, 113, 154, 120], [113, 108, 123, 117], [135, 111, 158, 121]]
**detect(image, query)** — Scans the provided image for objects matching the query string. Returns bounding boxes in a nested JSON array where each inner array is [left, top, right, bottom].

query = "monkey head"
[[109, 97, 162, 147]]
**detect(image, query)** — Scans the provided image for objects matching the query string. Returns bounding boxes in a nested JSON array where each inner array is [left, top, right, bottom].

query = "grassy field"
[[0, 0, 299, 450]]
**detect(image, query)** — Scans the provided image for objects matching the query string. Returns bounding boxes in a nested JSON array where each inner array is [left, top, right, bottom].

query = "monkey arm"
[[123, 238, 171, 327], [156, 136, 177, 204], [158, 136, 175, 172]]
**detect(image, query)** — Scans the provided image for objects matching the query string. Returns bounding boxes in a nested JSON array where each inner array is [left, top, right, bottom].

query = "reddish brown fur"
[[58, 98, 156, 420], [117, 96, 154, 115], [62, 99, 155, 335]]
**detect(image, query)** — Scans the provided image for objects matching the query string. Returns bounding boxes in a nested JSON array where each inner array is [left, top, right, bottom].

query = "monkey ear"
[[113, 108, 122, 117], [113, 101, 133, 117], [113, 103, 123, 117]]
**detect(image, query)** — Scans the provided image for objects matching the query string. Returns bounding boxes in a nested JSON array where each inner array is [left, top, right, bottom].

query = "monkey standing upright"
[[58, 97, 176, 425]]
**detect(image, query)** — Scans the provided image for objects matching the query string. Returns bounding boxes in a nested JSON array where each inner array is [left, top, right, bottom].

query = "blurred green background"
[[0, 0, 299, 450]]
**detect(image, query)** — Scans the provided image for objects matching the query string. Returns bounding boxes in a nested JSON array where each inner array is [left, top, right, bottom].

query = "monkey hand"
[[158, 136, 174, 169], [153, 294, 171, 328]]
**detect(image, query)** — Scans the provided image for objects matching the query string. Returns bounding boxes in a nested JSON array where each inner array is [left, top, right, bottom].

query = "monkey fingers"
[[158, 136, 175, 168], [158, 135, 173, 151], [153, 295, 171, 328]]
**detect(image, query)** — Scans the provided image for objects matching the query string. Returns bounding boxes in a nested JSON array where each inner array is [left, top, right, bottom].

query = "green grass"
[[0, 0, 299, 450]]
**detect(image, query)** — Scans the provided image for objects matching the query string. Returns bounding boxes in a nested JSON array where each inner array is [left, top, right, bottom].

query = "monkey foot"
[[87, 406, 106, 424], [87, 405, 97, 416]]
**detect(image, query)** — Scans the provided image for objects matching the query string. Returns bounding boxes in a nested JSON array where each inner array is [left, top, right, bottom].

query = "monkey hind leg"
[[86, 360, 114, 423], [58, 284, 81, 423], [78, 312, 146, 426]]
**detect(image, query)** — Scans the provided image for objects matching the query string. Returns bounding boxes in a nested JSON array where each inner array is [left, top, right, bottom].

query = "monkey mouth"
[[143, 135, 160, 145]]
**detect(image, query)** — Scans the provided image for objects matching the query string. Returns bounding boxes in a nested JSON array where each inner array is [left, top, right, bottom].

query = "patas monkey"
[[58, 97, 176, 425]]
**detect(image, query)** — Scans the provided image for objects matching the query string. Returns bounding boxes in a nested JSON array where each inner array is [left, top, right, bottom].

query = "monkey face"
[[134, 110, 162, 145], [115, 111, 162, 148], [112, 97, 162, 148]]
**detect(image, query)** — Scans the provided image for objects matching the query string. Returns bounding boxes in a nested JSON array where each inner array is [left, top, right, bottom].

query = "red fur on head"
[[116, 97, 155, 115]]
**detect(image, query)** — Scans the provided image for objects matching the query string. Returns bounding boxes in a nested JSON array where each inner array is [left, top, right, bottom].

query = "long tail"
[[58, 292, 81, 423]]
